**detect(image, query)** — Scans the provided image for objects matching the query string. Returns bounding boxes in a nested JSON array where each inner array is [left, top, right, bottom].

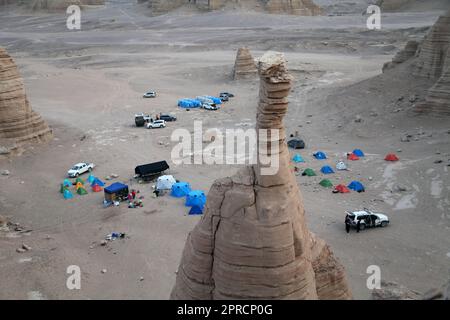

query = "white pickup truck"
[[68, 162, 95, 178]]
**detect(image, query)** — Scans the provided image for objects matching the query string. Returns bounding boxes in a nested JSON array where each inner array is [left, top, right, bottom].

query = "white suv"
[[345, 209, 389, 230], [147, 120, 166, 129]]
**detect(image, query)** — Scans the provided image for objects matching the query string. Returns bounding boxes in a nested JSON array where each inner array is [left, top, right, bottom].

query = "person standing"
[[345, 216, 351, 233], [356, 220, 361, 233]]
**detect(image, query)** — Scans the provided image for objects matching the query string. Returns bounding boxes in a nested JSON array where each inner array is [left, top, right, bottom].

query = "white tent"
[[156, 175, 176, 190], [336, 161, 348, 171]]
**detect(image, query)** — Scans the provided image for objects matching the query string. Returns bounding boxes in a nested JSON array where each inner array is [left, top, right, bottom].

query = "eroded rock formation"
[[0, 47, 52, 157], [145, 0, 321, 16], [382, 10, 450, 115], [233, 47, 258, 80], [372, 280, 450, 300], [171, 51, 351, 300], [23, 0, 104, 11], [383, 40, 419, 72], [413, 11, 450, 79]]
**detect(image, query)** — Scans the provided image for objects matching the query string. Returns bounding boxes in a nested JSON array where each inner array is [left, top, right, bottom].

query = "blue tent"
[[171, 182, 191, 198], [63, 179, 72, 187], [353, 149, 365, 157], [205, 96, 222, 105], [189, 205, 203, 215], [185, 190, 206, 209], [348, 181, 365, 192], [63, 189, 74, 199], [314, 151, 327, 160], [87, 175, 95, 184], [320, 165, 335, 174], [92, 177, 105, 187], [178, 99, 201, 108], [292, 154, 305, 163]]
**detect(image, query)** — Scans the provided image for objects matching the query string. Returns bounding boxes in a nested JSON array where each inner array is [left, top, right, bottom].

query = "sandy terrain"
[[0, 0, 449, 299]]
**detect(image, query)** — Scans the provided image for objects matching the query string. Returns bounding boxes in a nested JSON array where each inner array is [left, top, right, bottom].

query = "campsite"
[[0, 0, 449, 301]]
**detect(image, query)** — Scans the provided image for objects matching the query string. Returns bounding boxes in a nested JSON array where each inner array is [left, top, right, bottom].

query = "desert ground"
[[0, 0, 449, 299]]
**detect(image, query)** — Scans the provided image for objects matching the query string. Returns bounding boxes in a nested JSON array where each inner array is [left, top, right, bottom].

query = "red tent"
[[92, 185, 103, 192], [385, 153, 399, 161], [334, 184, 351, 193], [347, 153, 359, 161]]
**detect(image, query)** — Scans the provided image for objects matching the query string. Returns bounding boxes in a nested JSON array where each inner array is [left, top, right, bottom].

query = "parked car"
[[159, 114, 177, 122], [135, 113, 151, 127], [220, 92, 234, 98], [143, 91, 156, 98], [345, 209, 389, 230], [288, 138, 305, 149], [147, 120, 166, 129], [68, 162, 95, 178], [202, 103, 219, 110]]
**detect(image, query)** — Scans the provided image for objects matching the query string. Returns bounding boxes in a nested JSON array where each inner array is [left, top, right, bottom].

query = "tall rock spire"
[[170, 51, 352, 300]]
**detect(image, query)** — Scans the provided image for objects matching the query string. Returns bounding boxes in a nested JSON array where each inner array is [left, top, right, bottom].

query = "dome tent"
[[385, 153, 399, 161], [347, 153, 359, 161], [185, 190, 206, 209], [156, 175, 176, 190], [348, 181, 365, 193], [302, 168, 317, 177], [319, 179, 333, 188], [63, 189, 73, 199], [92, 184, 102, 192], [171, 182, 191, 198], [334, 184, 350, 193], [292, 154, 305, 163], [75, 177, 84, 185], [77, 187, 88, 195], [63, 179, 72, 187], [336, 161, 348, 171], [320, 165, 334, 174], [313, 151, 327, 160], [91, 177, 105, 187], [353, 149, 365, 157], [189, 205, 203, 215], [87, 174, 95, 184]]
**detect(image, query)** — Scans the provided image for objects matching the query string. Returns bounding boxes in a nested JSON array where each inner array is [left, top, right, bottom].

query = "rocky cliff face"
[[145, 0, 321, 15], [19, 0, 104, 11], [0, 48, 52, 157], [170, 51, 351, 300], [382, 10, 450, 115], [233, 47, 258, 80]]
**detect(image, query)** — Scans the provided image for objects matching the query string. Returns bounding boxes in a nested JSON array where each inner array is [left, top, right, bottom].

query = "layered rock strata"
[[0, 48, 52, 156], [170, 51, 352, 300], [233, 47, 258, 80]]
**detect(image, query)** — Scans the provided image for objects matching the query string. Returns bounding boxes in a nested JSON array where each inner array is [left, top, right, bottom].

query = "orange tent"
[[334, 184, 351, 193], [347, 153, 359, 161], [75, 182, 84, 190], [92, 185, 102, 193], [385, 153, 399, 161]]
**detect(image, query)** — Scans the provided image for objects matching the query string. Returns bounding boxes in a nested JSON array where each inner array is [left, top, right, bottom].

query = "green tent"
[[60, 184, 72, 194], [77, 187, 88, 195], [302, 168, 317, 177], [319, 179, 333, 188], [75, 177, 85, 185]]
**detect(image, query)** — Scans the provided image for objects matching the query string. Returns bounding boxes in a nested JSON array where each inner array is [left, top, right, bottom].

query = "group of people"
[[345, 216, 362, 233]]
